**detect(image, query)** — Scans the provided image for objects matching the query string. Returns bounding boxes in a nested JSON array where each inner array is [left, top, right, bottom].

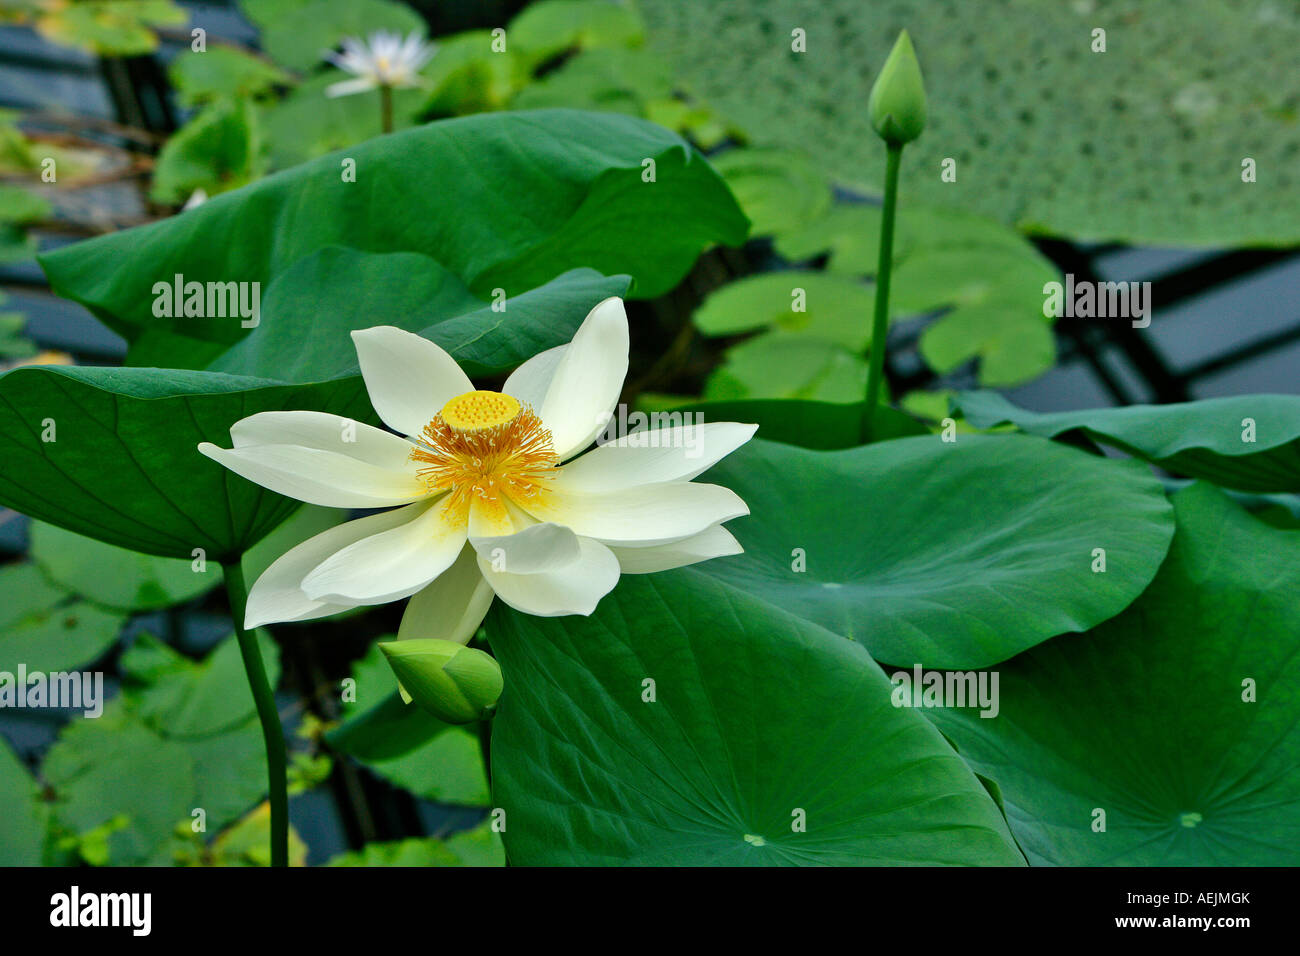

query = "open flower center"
[[410, 390, 558, 513]]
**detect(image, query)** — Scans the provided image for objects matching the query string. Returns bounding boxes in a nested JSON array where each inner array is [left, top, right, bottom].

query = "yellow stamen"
[[410, 390, 557, 516]]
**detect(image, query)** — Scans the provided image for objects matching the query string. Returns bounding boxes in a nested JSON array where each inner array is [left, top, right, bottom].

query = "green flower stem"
[[380, 84, 394, 135], [478, 718, 492, 783], [863, 140, 904, 441], [224, 562, 288, 868]]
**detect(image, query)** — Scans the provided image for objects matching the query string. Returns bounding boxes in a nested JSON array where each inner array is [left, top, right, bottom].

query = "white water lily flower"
[[324, 30, 435, 98], [198, 298, 755, 644]]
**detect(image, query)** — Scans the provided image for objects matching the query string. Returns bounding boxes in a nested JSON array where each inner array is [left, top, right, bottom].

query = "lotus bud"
[[379, 639, 503, 724], [868, 30, 927, 145]]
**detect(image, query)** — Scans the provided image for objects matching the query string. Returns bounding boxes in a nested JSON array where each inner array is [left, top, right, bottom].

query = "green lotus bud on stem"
[[379, 639, 503, 724], [868, 30, 927, 145]]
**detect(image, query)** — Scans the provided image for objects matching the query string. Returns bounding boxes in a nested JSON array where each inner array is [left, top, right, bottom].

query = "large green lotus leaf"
[[39, 109, 748, 345], [0, 736, 47, 865], [642, 0, 1300, 246], [0, 563, 126, 673], [0, 264, 626, 558], [695, 434, 1174, 668], [490, 572, 1024, 865], [0, 364, 369, 558], [29, 520, 221, 612], [210, 250, 629, 381], [958, 390, 1300, 493], [693, 271, 876, 351], [928, 484, 1300, 865]]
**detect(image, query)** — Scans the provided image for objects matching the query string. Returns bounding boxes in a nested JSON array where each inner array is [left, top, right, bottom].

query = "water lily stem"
[[380, 84, 394, 134], [224, 562, 289, 868], [863, 141, 904, 441]]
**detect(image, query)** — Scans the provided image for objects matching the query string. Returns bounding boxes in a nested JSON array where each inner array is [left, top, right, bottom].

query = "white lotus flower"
[[198, 298, 755, 644], [324, 30, 435, 98]]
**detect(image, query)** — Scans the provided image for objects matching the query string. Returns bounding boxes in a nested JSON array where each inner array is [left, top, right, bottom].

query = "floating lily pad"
[[43, 632, 282, 864], [262, 72, 427, 169], [121, 631, 279, 739], [32, 0, 186, 56], [168, 46, 292, 108], [642, 0, 1300, 245], [511, 46, 670, 116], [150, 99, 264, 205], [30, 520, 220, 612], [711, 148, 832, 238], [422, 30, 527, 115], [693, 271, 875, 351], [202, 801, 309, 866], [254, 0, 424, 72], [706, 335, 869, 403], [508, 0, 645, 65], [772, 201, 1059, 385], [324, 821, 504, 866], [928, 485, 1300, 865], [43, 711, 197, 865], [774, 203, 882, 273], [0, 563, 125, 673], [893, 245, 1059, 386], [0, 736, 47, 865]]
